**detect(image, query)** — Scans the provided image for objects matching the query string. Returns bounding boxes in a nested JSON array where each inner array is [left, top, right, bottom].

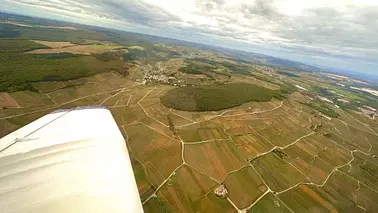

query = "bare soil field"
[[31, 40, 76, 48], [39, 25, 77, 30], [128, 46, 145, 50], [185, 73, 209, 79], [0, 92, 19, 108], [0, 21, 32, 27]]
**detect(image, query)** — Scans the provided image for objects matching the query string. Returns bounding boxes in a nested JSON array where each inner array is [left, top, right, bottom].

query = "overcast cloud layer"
[[2, 0, 378, 76]]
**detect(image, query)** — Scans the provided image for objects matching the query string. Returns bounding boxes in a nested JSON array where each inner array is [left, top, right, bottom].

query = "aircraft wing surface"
[[0, 106, 144, 213]]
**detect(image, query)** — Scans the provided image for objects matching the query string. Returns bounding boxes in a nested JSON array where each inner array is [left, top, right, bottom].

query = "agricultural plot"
[[143, 197, 170, 213], [214, 118, 242, 131], [339, 152, 378, 192], [198, 128, 229, 141], [128, 89, 154, 105], [177, 125, 203, 142], [248, 193, 291, 213], [130, 156, 154, 201], [0, 92, 19, 108], [47, 72, 135, 104], [0, 119, 20, 137], [139, 116, 177, 139], [6, 111, 48, 131], [100, 91, 127, 106], [192, 192, 237, 213], [254, 116, 311, 147], [169, 108, 203, 123], [9, 91, 54, 107], [106, 87, 154, 108], [367, 133, 378, 154], [111, 106, 140, 126], [314, 121, 360, 151], [27, 43, 125, 55], [138, 87, 197, 127], [0, 104, 49, 119], [231, 75, 280, 90], [157, 165, 218, 213], [224, 167, 267, 209], [178, 124, 229, 143], [335, 109, 373, 133], [32, 81, 69, 93], [251, 152, 309, 192], [282, 134, 351, 184], [123, 123, 182, 182], [31, 40, 76, 48], [221, 99, 282, 118], [185, 140, 246, 181], [356, 184, 378, 211], [279, 101, 313, 127], [143, 162, 166, 189], [167, 112, 194, 127], [107, 93, 132, 107], [144, 105, 171, 126], [278, 171, 372, 212], [59, 94, 110, 109], [226, 126, 256, 136], [347, 126, 377, 153], [325, 119, 376, 153], [349, 111, 378, 133], [226, 117, 268, 130], [288, 91, 311, 103], [232, 131, 274, 159]]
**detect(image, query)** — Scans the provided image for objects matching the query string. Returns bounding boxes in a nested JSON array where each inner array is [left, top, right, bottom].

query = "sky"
[[1, 0, 378, 77]]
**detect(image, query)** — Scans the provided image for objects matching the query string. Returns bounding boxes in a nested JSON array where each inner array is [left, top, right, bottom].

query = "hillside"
[[160, 83, 281, 111]]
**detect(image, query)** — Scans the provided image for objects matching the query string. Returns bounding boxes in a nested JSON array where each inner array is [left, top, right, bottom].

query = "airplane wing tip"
[[50, 105, 109, 114], [0, 105, 144, 213]]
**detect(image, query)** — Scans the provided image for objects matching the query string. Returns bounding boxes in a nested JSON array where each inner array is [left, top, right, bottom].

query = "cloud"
[[2, 0, 378, 75]]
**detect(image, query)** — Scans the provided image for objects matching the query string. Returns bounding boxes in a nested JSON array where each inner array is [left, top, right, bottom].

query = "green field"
[[248, 193, 291, 213], [160, 83, 281, 111]]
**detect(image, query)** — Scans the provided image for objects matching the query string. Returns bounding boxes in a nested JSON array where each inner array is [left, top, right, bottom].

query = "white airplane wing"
[[0, 106, 144, 213]]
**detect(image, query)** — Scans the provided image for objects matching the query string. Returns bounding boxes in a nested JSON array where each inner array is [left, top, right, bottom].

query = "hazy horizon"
[[1, 0, 377, 78]]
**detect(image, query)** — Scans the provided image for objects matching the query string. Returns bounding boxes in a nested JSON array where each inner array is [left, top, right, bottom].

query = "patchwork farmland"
[[1, 20, 378, 212]]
